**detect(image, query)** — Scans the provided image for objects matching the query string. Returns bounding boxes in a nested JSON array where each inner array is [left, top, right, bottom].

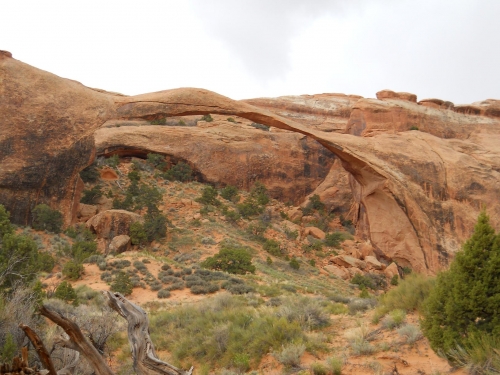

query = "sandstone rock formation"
[[109, 235, 131, 253], [86, 210, 143, 239], [94, 120, 334, 204], [2, 51, 500, 273]]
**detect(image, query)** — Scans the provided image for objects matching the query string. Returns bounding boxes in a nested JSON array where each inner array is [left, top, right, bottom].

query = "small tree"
[[80, 185, 103, 205], [421, 211, 500, 355], [0, 205, 13, 238], [0, 333, 16, 363], [54, 281, 78, 305], [32, 204, 63, 233], [130, 222, 148, 246], [110, 271, 133, 296], [196, 186, 219, 206], [202, 247, 256, 275], [62, 261, 84, 281]]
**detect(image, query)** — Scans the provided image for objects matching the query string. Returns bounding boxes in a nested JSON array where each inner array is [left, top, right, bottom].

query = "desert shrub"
[[345, 324, 376, 355], [250, 122, 270, 131], [79, 163, 100, 183], [347, 298, 377, 315], [222, 278, 254, 295], [127, 170, 140, 182], [146, 153, 166, 170], [201, 236, 216, 245], [134, 184, 163, 211], [133, 260, 147, 269], [150, 280, 162, 291], [311, 362, 328, 375], [100, 271, 113, 282], [351, 273, 387, 291], [250, 182, 269, 206], [289, 257, 300, 270], [110, 271, 133, 296], [190, 283, 220, 295], [202, 247, 255, 275], [324, 232, 346, 248], [158, 289, 171, 299], [446, 333, 500, 375], [130, 222, 147, 246], [166, 281, 185, 291], [31, 204, 63, 233], [144, 213, 167, 242], [196, 185, 219, 206], [421, 211, 500, 357], [71, 240, 97, 263], [220, 185, 239, 201], [263, 239, 281, 257], [381, 309, 406, 330], [326, 356, 343, 375], [375, 273, 434, 317], [237, 199, 263, 219], [161, 264, 171, 271], [390, 274, 399, 286], [150, 117, 167, 125], [80, 185, 103, 204], [62, 261, 84, 281], [105, 154, 120, 168], [273, 343, 305, 368], [285, 228, 298, 240], [162, 161, 193, 182], [37, 252, 55, 273], [54, 281, 78, 305], [200, 114, 213, 122], [0, 333, 16, 363], [397, 324, 422, 344]]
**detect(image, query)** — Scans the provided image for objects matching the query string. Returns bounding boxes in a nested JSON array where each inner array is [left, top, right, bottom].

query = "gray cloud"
[[190, 0, 362, 79]]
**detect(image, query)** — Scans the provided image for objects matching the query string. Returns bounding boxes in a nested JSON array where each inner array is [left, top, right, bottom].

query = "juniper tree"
[[421, 211, 500, 354]]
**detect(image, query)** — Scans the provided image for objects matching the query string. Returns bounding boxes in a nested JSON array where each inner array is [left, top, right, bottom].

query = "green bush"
[[150, 118, 167, 125], [250, 122, 270, 131], [351, 273, 387, 290], [130, 222, 147, 246], [200, 114, 213, 122], [220, 185, 239, 201], [421, 211, 500, 356], [324, 232, 346, 248], [263, 239, 281, 256], [250, 182, 269, 206], [144, 213, 167, 242], [79, 163, 100, 183], [54, 281, 78, 305], [162, 161, 193, 182], [80, 185, 103, 204], [202, 247, 255, 275], [105, 154, 120, 168], [146, 153, 167, 170], [110, 271, 133, 296], [32, 204, 63, 233], [227, 117, 236, 123], [158, 289, 171, 299], [289, 257, 300, 270], [237, 199, 263, 219], [62, 261, 84, 281], [0, 233, 40, 288], [71, 240, 97, 263], [0, 333, 16, 363], [127, 170, 140, 182], [0, 205, 13, 238], [196, 186, 219, 206]]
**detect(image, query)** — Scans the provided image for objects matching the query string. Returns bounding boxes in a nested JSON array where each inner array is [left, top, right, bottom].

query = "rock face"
[[86, 210, 143, 239], [243, 93, 361, 133], [2, 52, 500, 274], [109, 235, 131, 253], [94, 119, 334, 204]]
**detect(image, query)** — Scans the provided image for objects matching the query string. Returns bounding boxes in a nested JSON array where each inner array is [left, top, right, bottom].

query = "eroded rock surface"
[[2, 52, 500, 273]]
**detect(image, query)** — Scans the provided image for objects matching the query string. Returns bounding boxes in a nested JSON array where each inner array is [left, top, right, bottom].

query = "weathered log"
[[19, 325, 57, 375], [105, 291, 193, 375], [39, 306, 114, 375]]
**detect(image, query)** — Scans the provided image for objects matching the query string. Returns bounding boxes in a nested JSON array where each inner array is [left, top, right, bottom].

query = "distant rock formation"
[[2, 51, 499, 273]]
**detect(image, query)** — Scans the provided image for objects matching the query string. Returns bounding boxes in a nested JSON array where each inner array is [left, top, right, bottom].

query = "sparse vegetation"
[[32, 204, 63, 233]]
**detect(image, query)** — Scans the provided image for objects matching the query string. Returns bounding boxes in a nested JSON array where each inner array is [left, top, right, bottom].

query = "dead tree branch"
[[39, 305, 114, 375], [105, 291, 193, 375], [19, 324, 57, 375]]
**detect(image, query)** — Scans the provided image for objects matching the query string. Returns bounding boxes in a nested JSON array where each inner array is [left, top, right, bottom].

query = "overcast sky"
[[3, 0, 499, 104]]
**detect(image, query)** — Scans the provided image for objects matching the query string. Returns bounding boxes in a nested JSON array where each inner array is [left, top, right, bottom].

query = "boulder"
[[360, 242, 375, 259], [287, 208, 303, 222], [384, 262, 399, 279], [95, 196, 113, 213], [324, 265, 349, 280], [332, 255, 366, 270], [365, 255, 385, 270], [376, 89, 417, 102], [86, 209, 143, 239], [77, 204, 97, 222], [109, 235, 131, 253], [304, 226, 326, 240]]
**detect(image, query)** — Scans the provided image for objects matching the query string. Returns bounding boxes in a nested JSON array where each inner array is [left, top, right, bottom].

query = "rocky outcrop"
[[243, 93, 361, 133], [109, 235, 131, 253], [2, 52, 500, 274], [86, 210, 143, 239], [94, 119, 334, 204]]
